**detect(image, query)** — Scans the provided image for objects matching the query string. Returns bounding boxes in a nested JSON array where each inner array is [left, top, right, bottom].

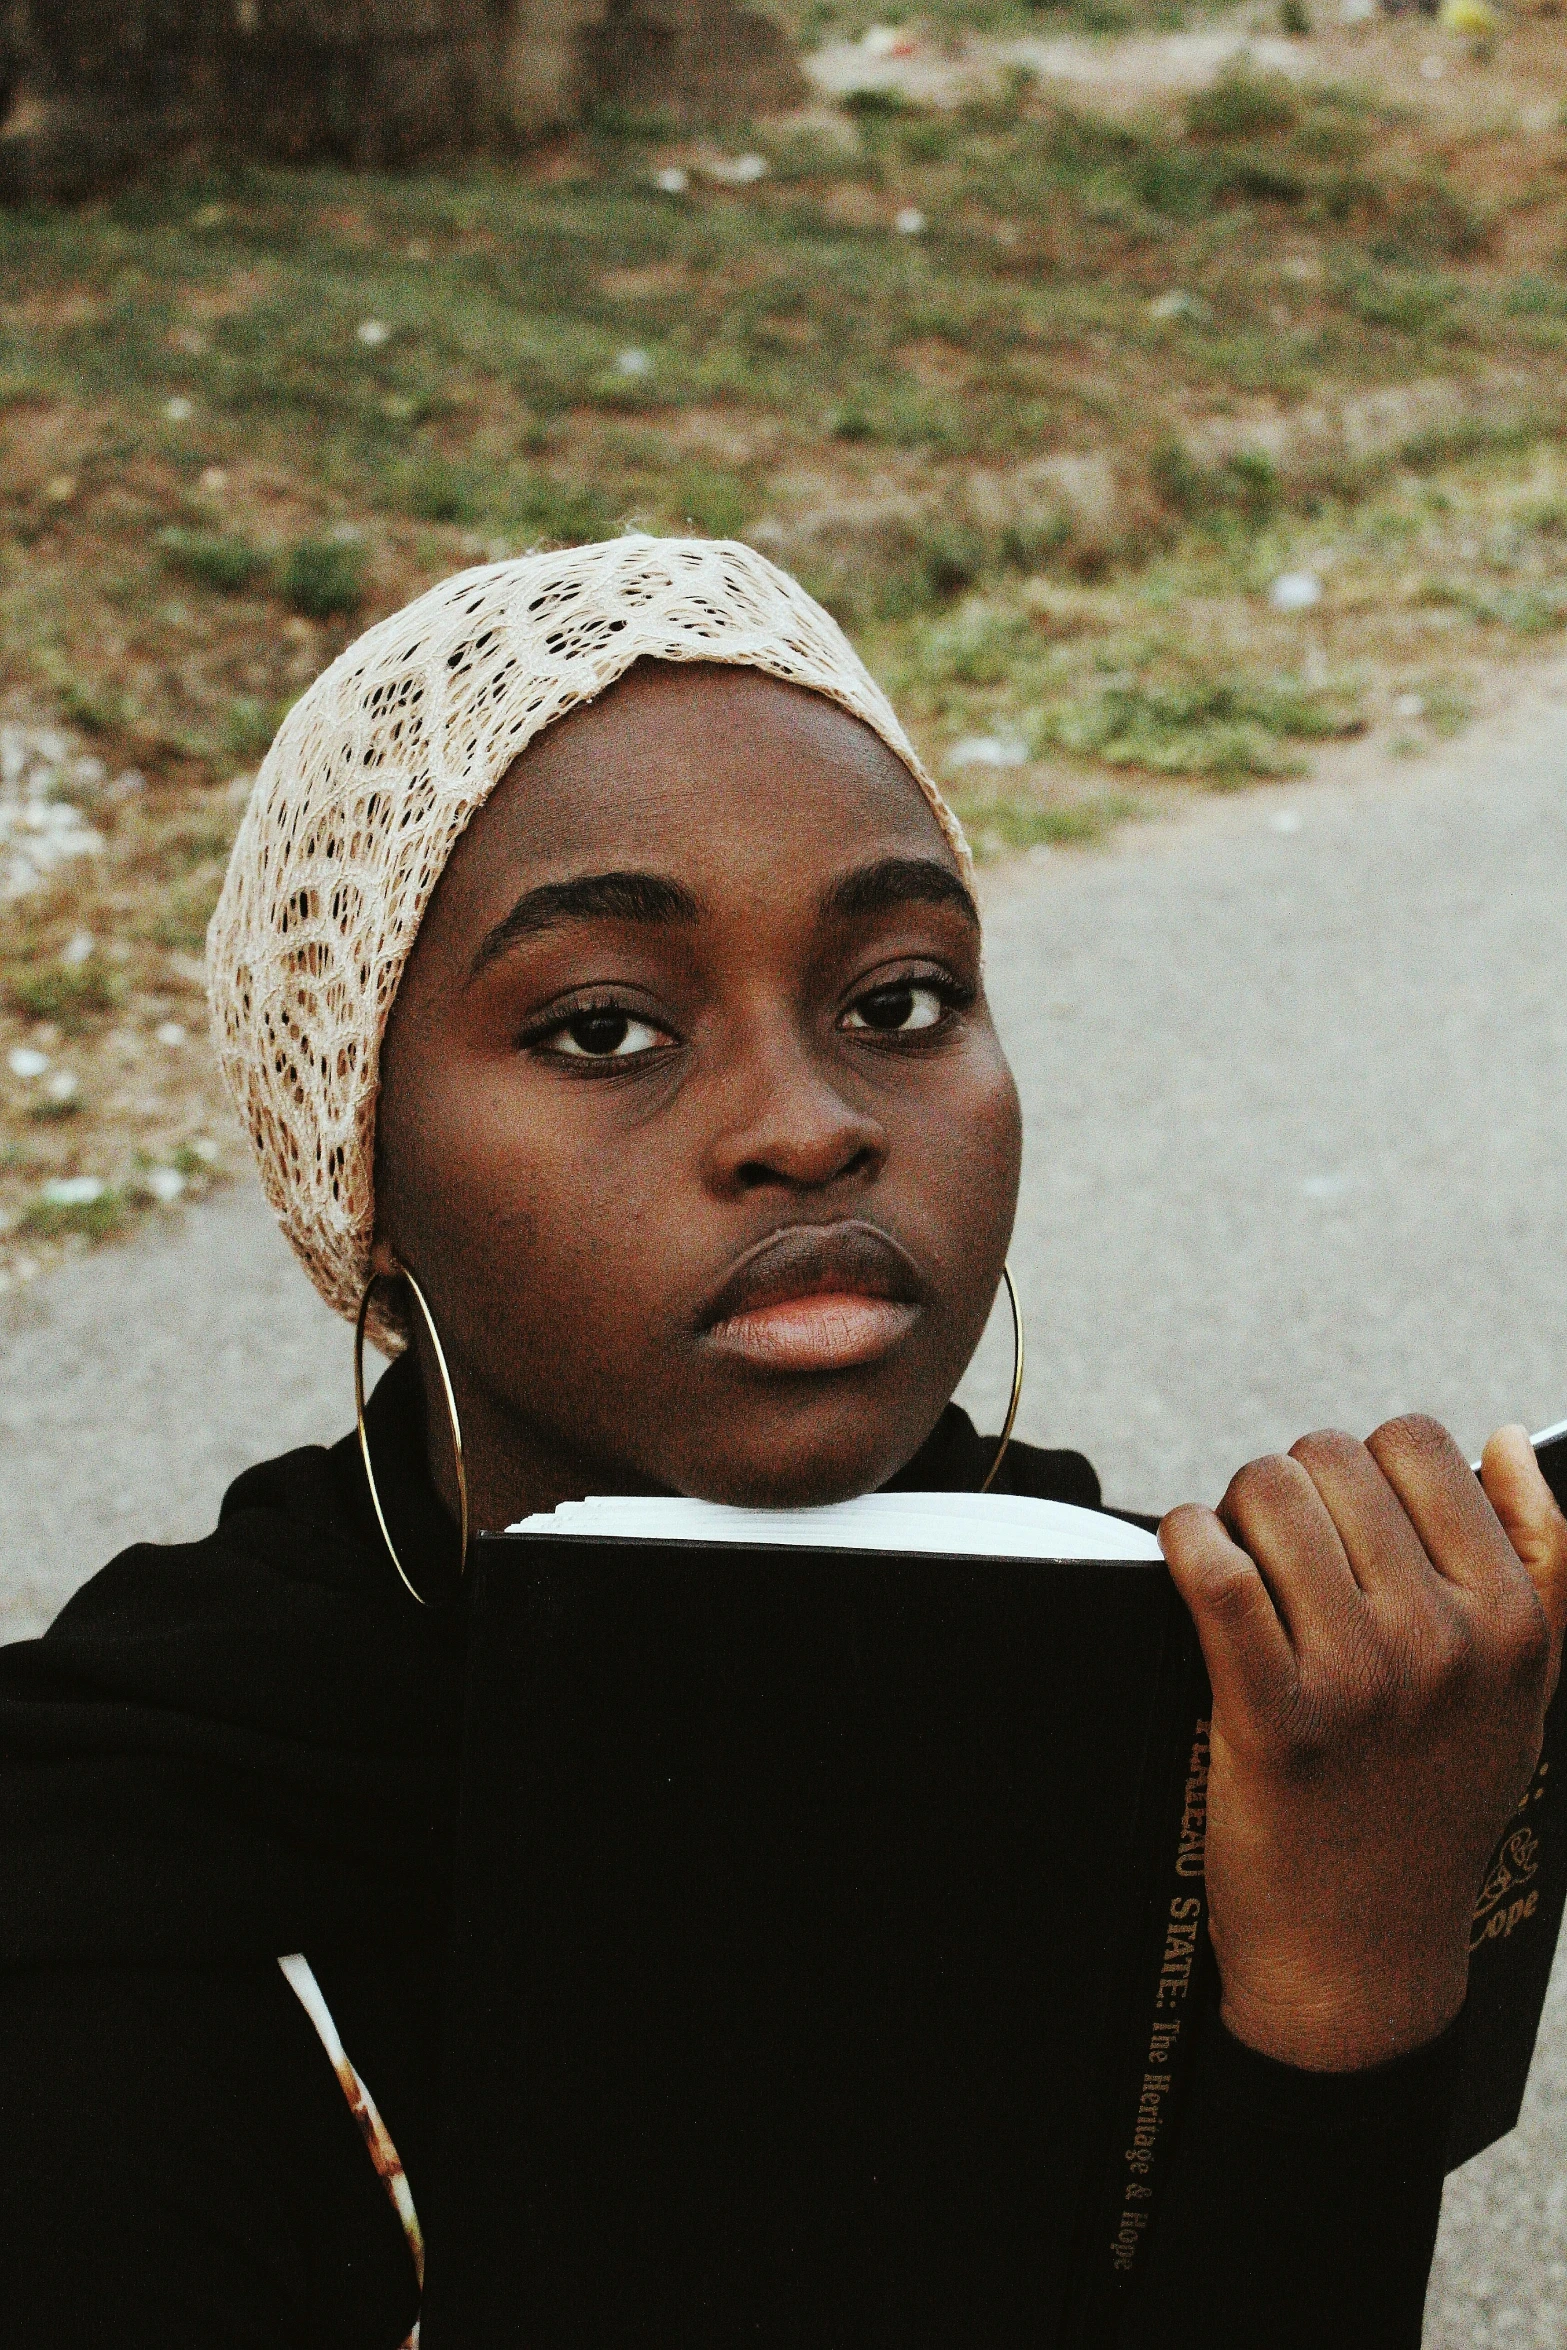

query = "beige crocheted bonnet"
[[207, 534, 969, 1341]]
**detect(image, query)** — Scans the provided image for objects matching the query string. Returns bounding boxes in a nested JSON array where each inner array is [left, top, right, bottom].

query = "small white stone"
[[1395, 693, 1426, 720], [42, 1069, 78, 1103], [1420, 53, 1445, 79], [147, 1166, 187, 1205], [357, 319, 391, 347], [946, 735, 1029, 771], [654, 166, 690, 195], [7, 1046, 48, 1079], [156, 1020, 187, 1047], [42, 1175, 105, 1206], [164, 396, 194, 423], [1338, 0, 1376, 20], [616, 347, 653, 377], [62, 930, 95, 965], [1268, 571, 1324, 612], [200, 466, 229, 494], [862, 24, 919, 56], [894, 207, 927, 237], [1149, 290, 1196, 322], [189, 1136, 221, 1163], [705, 152, 768, 186]]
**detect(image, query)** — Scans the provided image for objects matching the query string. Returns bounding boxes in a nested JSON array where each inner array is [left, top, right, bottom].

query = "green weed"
[[953, 790, 1139, 855], [222, 694, 287, 762], [1153, 442, 1281, 529], [152, 871, 226, 952], [159, 527, 265, 594], [1037, 674, 1365, 778], [1186, 71, 1300, 145], [7, 957, 124, 1029], [279, 535, 366, 618], [18, 1184, 126, 1241]]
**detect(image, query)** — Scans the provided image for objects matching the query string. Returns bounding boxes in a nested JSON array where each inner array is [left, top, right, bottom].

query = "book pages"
[[507, 1489, 1163, 1562]]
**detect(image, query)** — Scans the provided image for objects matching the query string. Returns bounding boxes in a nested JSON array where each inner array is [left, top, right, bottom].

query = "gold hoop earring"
[[978, 1262, 1025, 1494], [354, 1267, 469, 1606]]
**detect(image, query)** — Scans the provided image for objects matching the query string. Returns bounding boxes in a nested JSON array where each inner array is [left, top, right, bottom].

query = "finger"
[[1216, 1449, 1362, 1654], [1287, 1426, 1440, 1609], [1481, 1424, 1567, 1698], [1161, 1502, 1296, 1724], [1367, 1414, 1520, 1607]]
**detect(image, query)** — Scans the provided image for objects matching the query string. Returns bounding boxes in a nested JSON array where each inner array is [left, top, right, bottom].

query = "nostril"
[[733, 1144, 878, 1193]]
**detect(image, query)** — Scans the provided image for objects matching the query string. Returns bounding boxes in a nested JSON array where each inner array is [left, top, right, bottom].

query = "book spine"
[[1064, 1609, 1215, 2348], [1445, 1663, 1567, 2168]]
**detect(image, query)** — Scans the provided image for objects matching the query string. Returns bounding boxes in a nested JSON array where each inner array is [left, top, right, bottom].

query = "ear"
[[367, 1229, 403, 1280]]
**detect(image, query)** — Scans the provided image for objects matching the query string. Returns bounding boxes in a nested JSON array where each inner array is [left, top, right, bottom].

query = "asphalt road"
[[3, 706, 1565, 2341]]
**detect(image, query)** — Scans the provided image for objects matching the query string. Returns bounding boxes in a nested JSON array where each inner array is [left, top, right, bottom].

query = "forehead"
[[436, 661, 955, 914]]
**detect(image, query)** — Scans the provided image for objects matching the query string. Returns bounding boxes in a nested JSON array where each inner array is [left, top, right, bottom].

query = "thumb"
[[1481, 1424, 1567, 1700]]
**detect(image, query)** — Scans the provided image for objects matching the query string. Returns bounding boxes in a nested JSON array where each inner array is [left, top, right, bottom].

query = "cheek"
[[388, 1064, 689, 1363], [899, 1050, 1022, 1266]]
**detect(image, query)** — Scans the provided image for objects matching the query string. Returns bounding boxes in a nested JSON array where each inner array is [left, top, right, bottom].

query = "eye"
[[841, 980, 953, 1036], [547, 1006, 672, 1059]]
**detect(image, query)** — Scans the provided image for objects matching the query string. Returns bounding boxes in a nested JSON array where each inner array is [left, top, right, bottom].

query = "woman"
[[2, 536, 1563, 2346]]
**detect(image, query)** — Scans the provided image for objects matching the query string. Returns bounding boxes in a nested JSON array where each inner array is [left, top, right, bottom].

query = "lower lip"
[[705, 1292, 917, 1372]]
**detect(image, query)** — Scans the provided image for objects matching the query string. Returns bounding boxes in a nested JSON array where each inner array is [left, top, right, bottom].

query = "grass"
[[7, 955, 124, 1029], [1, 13, 1566, 1280], [17, 1184, 127, 1242], [279, 535, 368, 617], [159, 525, 265, 593]]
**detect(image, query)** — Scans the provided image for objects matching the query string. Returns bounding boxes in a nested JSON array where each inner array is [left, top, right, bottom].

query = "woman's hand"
[[1161, 1417, 1567, 2073]]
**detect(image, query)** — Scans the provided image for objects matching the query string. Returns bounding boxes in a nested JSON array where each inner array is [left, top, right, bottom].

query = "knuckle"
[[1274, 1683, 1342, 1771], [1221, 1451, 1298, 1522], [1204, 1562, 1263, 1628], [1420, 1608, 1478, 1701], [1494, 1588, 1551, 1687], [1366, 1411, 1457, 1472], [1287, 1426, 1361, 1476]]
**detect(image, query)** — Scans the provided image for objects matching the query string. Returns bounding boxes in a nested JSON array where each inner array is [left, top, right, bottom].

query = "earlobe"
[[368, 1233, 403, 1280]]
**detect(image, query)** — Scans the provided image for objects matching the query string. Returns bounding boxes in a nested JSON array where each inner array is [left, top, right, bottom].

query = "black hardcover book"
[[423, 1435, 1567, 2348]]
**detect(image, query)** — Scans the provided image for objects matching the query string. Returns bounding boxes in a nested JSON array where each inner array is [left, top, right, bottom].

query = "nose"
[[701, 1004, 887, 1198]]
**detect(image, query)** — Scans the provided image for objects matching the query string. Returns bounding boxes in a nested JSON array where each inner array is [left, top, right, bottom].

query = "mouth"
[[698, 1221, 924, 1375]]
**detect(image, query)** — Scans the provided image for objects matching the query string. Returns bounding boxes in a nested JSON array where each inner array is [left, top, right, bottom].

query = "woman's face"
[[374, 661, 1022, 1524]]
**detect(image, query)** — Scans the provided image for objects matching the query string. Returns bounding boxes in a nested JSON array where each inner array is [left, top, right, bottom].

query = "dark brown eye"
[[843, 982, 947, 1036], [551, 1009, 667, 1059]]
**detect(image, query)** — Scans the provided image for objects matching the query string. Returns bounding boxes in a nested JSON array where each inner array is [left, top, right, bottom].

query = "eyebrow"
[[470, 870, 701, 977], [821, 855, 980, 930]]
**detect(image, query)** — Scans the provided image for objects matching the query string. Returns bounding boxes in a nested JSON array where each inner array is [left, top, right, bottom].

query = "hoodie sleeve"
[[1117, 2010, 1464, 2348]]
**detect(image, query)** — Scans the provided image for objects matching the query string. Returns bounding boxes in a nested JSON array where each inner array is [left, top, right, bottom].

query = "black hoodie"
[[0, 1357, 1459, 2347]]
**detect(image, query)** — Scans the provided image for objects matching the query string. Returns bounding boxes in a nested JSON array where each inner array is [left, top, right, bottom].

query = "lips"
[[698, 1222, 923, 1375]]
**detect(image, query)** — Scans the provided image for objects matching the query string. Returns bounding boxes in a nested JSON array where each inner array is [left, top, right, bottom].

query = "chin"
[[678, 1391, 941, 1511]]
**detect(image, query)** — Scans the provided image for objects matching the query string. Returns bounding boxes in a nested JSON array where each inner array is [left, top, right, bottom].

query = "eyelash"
[[522, 970, 974, 1069]]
